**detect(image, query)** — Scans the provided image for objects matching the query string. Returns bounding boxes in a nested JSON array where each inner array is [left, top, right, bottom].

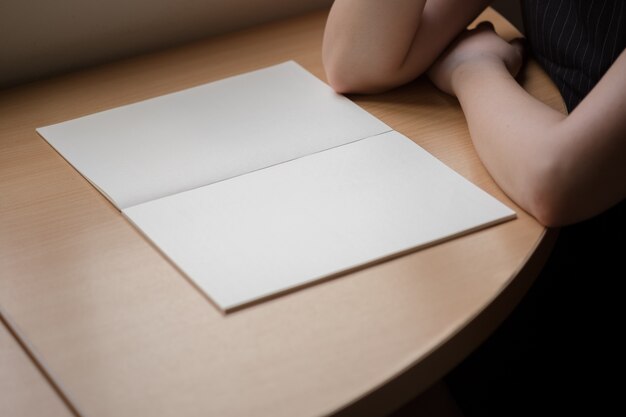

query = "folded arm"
[[322, 0, 492, 93], [428, 24, 626, 227]]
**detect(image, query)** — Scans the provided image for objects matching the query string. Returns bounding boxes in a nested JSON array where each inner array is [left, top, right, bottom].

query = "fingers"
[[474, 21, 527, 63]]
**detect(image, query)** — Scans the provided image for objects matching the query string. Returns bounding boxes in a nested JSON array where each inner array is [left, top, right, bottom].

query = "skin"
[[322, 0, 492, 93], [323, 0, 626, 227]]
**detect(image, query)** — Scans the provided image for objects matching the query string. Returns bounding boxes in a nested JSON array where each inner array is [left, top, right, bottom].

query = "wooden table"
[[0, 7, 565, 417]]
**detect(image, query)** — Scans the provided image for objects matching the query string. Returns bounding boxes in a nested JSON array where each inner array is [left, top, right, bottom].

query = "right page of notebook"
[[124, 131, 516, 311]]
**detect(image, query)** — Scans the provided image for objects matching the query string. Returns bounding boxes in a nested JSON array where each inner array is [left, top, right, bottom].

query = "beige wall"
[[1, 1, 523, 89], [0, 0, 333, 88]]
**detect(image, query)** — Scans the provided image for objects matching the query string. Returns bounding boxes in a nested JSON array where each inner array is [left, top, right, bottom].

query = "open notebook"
[[37, 61, 515, 312]]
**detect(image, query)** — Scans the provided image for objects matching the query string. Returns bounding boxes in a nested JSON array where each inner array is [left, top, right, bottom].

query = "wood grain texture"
[[0, 316, 74, 417], [0, 8, 564, 417]]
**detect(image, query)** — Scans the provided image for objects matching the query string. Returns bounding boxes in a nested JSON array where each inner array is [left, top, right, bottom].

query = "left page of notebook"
[[36, 61, 391, 209]]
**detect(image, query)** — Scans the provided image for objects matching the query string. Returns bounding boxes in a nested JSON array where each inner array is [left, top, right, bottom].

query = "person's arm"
[[428, 24, 626, 227], [322, 0, 492, 93]]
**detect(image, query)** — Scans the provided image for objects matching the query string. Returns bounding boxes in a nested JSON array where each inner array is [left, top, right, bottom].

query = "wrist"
[[450, 56, 510, 95]]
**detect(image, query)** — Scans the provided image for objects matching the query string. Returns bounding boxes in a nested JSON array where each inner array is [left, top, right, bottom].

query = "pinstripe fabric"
[[522, 0, 626, 111], [446, 3, 625, 416]]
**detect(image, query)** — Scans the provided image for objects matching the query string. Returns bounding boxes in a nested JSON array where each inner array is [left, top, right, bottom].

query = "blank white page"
[[37, 61, 390, 209], [124, 131, 516, 311]]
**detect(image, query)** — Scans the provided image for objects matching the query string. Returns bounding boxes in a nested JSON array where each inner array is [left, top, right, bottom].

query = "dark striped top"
[[520, 1, 625, 315], [522, 0, 626, 111], [446, 4, 625, 415]]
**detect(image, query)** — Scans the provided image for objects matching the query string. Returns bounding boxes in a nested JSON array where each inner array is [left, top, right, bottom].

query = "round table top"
[[0, 7, 565, 417]]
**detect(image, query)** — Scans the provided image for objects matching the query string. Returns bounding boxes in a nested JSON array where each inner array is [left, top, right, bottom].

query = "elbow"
[[324, 59, 390, 94], [521, 158, 571, 228], [323, 53, 414, 94], [325, 69, 361, 95], [526, 193, 569, 228], [323, 60, 359, 94]]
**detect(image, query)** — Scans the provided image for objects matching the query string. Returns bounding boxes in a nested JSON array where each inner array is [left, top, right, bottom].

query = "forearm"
[[322, 0, 491, 93], [452, 61, 565, 224], [451, 57, 626, 226]]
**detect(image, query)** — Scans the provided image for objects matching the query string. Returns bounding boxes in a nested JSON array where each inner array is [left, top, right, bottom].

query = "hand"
[[427, 22, 525, 95]]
